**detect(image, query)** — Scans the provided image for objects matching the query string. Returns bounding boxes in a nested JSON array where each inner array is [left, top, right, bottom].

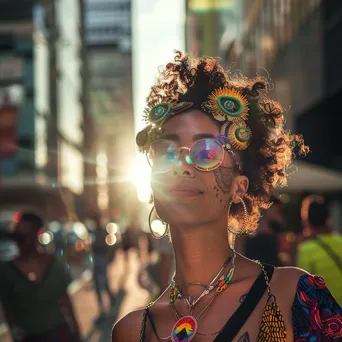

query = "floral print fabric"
[[292, 274, 342, 341]]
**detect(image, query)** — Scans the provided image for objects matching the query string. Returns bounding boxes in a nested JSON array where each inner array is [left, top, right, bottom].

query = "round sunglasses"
[[148, 138, 225, 172]]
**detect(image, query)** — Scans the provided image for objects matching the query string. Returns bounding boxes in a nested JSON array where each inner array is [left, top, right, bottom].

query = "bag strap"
[[315, 237, 342, 273], [214, 264, 274, 342], [139, 306, 149, 342]]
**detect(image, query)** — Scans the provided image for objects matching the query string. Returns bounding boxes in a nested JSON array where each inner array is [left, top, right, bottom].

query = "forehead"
[[162, 110, 220, 139]]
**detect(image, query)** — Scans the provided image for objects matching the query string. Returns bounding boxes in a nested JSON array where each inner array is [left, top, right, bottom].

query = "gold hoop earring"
[[148, 206, 169, 239], [227, 196, 248, 236]]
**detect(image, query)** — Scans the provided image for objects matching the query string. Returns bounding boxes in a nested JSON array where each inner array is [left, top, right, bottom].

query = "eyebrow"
[[160, 134, 180, 141], [192, 133, 216, 141], [160, 133, 216, 142]]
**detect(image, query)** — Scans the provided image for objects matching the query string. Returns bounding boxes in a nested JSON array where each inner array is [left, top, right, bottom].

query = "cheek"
[[151, 171, 171, 198], [213, 166, 234, 194], [201, 172, 231, 208]]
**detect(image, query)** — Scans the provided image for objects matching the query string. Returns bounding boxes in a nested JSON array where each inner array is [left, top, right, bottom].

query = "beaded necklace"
[[161, 252, 237, 342]]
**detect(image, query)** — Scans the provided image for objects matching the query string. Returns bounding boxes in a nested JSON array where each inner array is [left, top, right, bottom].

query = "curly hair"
[[138, 51, 309, 233]]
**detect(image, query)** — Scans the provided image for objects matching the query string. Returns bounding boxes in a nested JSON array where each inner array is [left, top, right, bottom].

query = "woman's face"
[[151, 109, 247, 227]]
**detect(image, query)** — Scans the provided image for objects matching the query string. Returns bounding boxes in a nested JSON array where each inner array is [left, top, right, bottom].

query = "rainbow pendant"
[[171, 315, 198, 342]]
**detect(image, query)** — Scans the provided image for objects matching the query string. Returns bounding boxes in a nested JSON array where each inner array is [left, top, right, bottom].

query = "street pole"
[[79, 0, 98, 219], [47, 0, 59, 181]]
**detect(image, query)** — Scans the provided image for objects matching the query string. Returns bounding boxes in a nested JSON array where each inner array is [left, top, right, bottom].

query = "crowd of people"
[[0, 210, 173, 341]]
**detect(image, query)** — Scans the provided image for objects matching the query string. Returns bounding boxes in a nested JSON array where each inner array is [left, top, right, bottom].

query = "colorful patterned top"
[[292, 274, 342, 341]]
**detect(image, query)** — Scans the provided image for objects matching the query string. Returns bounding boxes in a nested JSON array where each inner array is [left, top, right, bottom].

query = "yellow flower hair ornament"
[[227, 121, 252, 151], [202, 88, 249, 122]]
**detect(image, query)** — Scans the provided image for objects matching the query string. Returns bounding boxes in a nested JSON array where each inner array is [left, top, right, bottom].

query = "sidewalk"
[[0, 249, 151, 342], [76, 249, 151, 342]]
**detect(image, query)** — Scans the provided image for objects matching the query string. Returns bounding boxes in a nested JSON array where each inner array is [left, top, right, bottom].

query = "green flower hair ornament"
[[148, 102, 194, 124]]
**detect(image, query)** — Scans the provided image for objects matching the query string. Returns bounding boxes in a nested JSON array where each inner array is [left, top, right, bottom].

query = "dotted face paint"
[[213, 166, 234, 194]]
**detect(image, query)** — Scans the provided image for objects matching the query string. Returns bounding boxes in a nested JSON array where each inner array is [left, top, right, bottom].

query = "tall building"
[[55, 0, 85, 219], [84, 0, 136, 223], [0, 0, 85, 220]]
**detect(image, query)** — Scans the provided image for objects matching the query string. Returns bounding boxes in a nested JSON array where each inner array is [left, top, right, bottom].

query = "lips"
[[168, 183, 204, 197]]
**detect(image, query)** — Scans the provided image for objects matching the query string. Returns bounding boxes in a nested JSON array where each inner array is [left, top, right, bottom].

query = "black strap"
[[315, 237, 342, 273], [214, 264, 274, 342], [146, 308, 159, 338], [140, 305, 150, 342]]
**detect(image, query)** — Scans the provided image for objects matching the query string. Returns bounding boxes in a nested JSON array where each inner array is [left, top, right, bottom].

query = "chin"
[[155, 200, 205, 227]]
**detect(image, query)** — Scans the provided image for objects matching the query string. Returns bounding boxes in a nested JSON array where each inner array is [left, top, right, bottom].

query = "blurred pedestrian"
[[0, 212, 81, 342], [243, 196, 285, 266], [297, 195, 342, 305], [120, 223, 140, 273], [157, 235, 175, 295], [92, 217, 116, 316], [137, 231, 159, 298], [121, 222, 140, 256], [137, 231, 174, 299]]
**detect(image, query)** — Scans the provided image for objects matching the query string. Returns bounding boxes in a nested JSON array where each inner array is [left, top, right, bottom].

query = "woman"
[[112, 52, 342, 341], [0, 212, 82, 342]]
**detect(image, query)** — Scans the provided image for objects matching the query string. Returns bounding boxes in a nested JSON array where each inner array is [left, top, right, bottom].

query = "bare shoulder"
[[273, 266, 308, 284], [271, 266, 309, 302], [111, 308, 145, 342], [111, 289, 170, 342]]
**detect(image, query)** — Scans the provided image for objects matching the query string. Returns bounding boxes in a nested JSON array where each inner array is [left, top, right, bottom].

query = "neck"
[[171, 219, 232, 295]]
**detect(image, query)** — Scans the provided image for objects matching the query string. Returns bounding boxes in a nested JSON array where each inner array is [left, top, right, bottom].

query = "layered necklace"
[[156, 251, 237, 342]]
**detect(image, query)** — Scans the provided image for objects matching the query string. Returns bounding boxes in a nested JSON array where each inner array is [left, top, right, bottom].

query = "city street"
[[0, 249, 151, 342], [1, 0, 342, 341]]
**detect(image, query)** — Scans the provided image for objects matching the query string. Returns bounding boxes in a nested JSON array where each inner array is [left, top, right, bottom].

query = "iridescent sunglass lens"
[[149, 140, 179, 171], [190, 139, 223, 171]]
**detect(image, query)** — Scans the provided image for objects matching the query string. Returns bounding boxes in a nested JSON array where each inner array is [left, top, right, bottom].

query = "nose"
[[173, 148, 195, 177]]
